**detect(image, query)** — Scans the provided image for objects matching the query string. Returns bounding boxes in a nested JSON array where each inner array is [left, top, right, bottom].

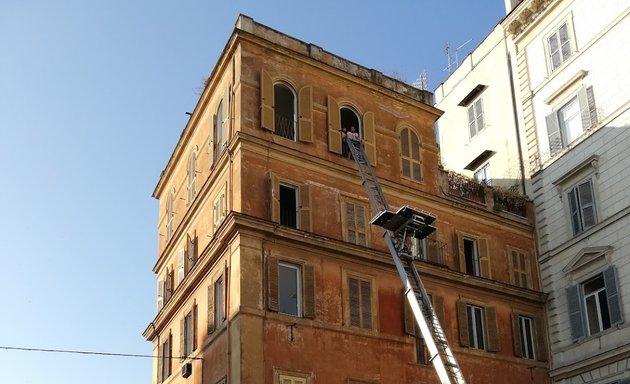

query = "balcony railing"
[[423, 236, 448, 266], [447, 172, 486, 204], [274, 113, 296, 141]]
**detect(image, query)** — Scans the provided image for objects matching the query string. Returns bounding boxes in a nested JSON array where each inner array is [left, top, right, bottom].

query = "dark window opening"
[[274, 83, 296, 140], [464, 238, 480, 276], [341, 107, 360, 157], [280, 184, 298, 228]]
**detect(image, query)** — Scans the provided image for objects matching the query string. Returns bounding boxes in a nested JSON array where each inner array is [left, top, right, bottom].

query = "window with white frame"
[[182, 305, 197, 357], [518, 316, 535, 359], [546, 86, 597, 156], [548, 23, 572, 71], [567, 267, 623, 340], [464, 238, 480, 276], [568, 179, 597, 235], [214, 275, 225, 327], [279, 262, 302, 317], [279, 184, 299, 229], [274, 83, 297, 141], [213, 192, 226, 232], [467, 97, 485, 138], [474, 163, 491, 185], [466, 304, 485, 350]]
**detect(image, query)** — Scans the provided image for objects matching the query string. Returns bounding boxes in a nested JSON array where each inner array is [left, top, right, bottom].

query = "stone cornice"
[[503, 0, 555, 37]]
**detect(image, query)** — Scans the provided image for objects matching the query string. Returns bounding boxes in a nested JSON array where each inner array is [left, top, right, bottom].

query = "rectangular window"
[[280, 184, 299, 229], [157, 279, 164, 311], [182, 306, 197, 357], [407, 236, 427, 261], [467, 304, 485, 350], [509, 249, 532, 289], [518, 316, 535, 359], [467, 97, 485, 138], [546, 86, 597, 156], [464, 238, 480, 276], [279, 262, 302, 317], [343, 200, 369, 246], [215, 276, 225, 327], [213, 193, 226, 232], [567, 267, 623, 340], [166, 193, 174, 240], [474, 163, 492, 186], [186, 233, 198, 273], [548, 23, 572, 71], [568, 179, 597, 235], [348, 276, 373, 329], [177, 249, 186, 283], [165, 268, 174, 303], [160, 333, 172, 382]]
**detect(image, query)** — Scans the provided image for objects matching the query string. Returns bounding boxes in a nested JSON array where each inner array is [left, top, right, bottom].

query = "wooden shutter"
[[577, 86, 592, 130], [303, 264, 316, 319], [299, 183, 311, 232], [327, 96, 341, 154], [207, 283, 215, 334], [433, 295, 445, 326], [193, 304, 198, 350], [360, 280, 372, 329], [363, 111, 377, 166], [478, 237, 491, 278], [427, 233, 439, 264], [457, 300, 470, 347], [260, 70, 274, 131], [566, 284, 586, 340], [403, 293, 415, 335], [603, 266, 623, 325], [586, 86, 597, 127], [223, 266, 229, 321], [209, 114, 215, 166], [511, 313, 523, 357], [177, 249, 185, 283], [348, 277, 361, 327], [221, 85, 230, 147], [267, 256, 279, 311], [298, 86, 313, 142], [166, 268, 173, 301], [456, 231, 466, 272], [270, 173, 280, 223], [578, 181, 596, 228], [534, 316, 548, 361], [485, 306, 500, 352], [157, 279, 164, 310], [179, 317, 185, 361], [546, 112, 562, 156]]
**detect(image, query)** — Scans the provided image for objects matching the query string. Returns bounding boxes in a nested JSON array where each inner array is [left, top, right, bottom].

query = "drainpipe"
[[506, 41, 527, 196]]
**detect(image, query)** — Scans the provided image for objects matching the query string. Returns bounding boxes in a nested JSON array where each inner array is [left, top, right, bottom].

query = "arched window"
[[400, 128, 422, 181], [274, 83, 297, 140], [187, 150, 197, 205], [340, 107, 361, 138], [214, 100, 224, 163]]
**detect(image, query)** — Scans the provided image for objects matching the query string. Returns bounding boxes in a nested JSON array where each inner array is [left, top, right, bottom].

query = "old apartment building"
[[144, 15, 549, 384], [435, 0, 630, 383]]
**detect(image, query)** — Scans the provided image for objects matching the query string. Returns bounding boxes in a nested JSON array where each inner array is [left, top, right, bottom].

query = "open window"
[[457, 231, 490, 278], [326, 96, 376, 164], [260, 70, 313, 142], [270, 173, 311, 232], [266, 255, 315, 319]]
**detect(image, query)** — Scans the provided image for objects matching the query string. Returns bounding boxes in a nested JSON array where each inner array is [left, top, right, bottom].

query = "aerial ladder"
[[346, 137, 466, 384]]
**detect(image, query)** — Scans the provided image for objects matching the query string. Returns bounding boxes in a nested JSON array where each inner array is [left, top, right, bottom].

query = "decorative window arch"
[[274, 82, 297, 140], [326, 96, 377, 165], [400, 126, 422, 181], [187, 148, 198, 205]]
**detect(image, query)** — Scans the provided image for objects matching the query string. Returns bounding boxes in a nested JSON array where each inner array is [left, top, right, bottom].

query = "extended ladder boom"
[[346, 138, 466, 384]]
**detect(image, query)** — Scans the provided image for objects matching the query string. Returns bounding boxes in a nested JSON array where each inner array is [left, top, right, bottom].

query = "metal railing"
[[274, 113, 296, 140]]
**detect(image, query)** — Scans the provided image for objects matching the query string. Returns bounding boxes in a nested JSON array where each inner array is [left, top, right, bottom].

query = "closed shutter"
[[267, 256, 279, 311], [179, 317, 185, 361], [546, 111, 562, 156], [303, 264, 316, 319], [566, 284, 586, 340], [349, 277, 361, 327], [298, 86, 313, 142], [157, 279, 164, 311], [485, 306, 500, 352], [327, 96, 342, 154], [363, 111, 377, 166], [193, 304, 198, 350], [260, 70, 274, 131], [603, 266, 623, 325], [360, 280, 372, 329], [511, 313, 523, 357], [433, 295, 445, 326], [478, 237, 491, 278], [568, 187, 581, 234], [457, 301, 470, 347], [270, 173, 280, 223], [207, 283, 215, 334], [346, 202, 356, 244], [403, 293, 415, 335], [577, 86, 591, 131], [456, 231, 466, 272], [356, 204, 367, 246], [166, 268, 173, 301], [223, 265, 229, 322], [586, 86, 597, 127], [468, 106, 476, 138], [534, 316, 548, 362], [299, 183, 312, 232], [221, 85, 230, 147], [209, 114, 215, 166], [427, 233, 439, 264]]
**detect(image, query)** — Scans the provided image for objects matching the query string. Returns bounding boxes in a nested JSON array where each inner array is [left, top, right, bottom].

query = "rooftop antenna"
[[443, 38, 473, 73], [412, 70, 429, 90]]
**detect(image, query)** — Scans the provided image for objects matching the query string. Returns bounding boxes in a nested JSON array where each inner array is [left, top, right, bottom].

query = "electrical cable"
[[0, 346, 202, 360]]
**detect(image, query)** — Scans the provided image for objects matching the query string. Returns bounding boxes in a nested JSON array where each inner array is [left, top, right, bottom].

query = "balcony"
[[447, 172, 486, 204]]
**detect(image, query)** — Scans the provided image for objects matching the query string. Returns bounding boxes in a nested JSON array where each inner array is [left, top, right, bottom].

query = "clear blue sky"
[[0, 1, 503, 383]]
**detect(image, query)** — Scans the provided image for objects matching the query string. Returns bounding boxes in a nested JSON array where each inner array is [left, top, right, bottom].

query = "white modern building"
[[437, 0, 630, 383]]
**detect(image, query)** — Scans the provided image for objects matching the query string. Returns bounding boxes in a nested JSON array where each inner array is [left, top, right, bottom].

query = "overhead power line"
[[0, 346, 202, 360]]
